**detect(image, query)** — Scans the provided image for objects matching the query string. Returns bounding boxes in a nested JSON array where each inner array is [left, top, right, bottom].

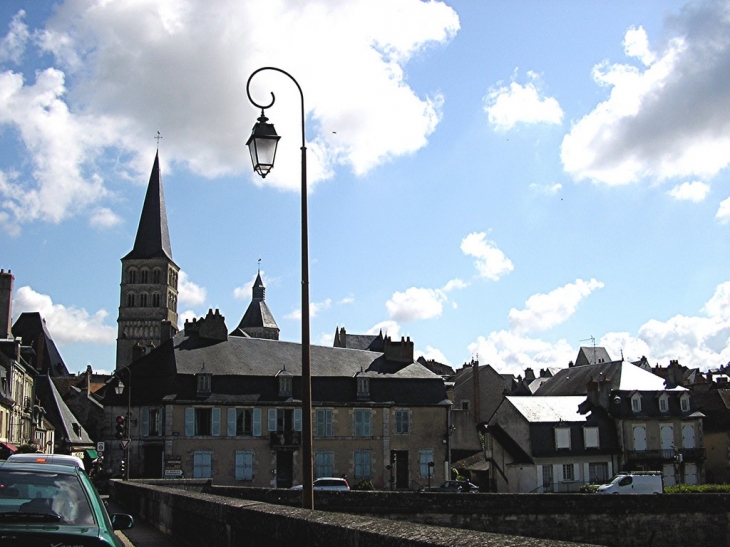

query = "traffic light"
[[119, 459, 126, 476], [115, 415, 126, 440]]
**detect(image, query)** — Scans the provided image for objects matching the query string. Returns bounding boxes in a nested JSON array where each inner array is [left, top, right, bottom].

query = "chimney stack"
[[0, 269, 14, 339]]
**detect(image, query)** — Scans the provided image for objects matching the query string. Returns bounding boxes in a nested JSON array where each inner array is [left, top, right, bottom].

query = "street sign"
[[97, 441, 105, 452], [119, 439, 130, 450]]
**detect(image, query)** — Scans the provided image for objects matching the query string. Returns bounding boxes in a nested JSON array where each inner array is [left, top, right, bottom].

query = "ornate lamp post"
[[246, 67, 313, 510], [114, 367, 132, 481]]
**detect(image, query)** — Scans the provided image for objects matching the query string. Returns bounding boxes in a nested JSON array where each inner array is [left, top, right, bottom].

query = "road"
[[104, 497, 182, 547]]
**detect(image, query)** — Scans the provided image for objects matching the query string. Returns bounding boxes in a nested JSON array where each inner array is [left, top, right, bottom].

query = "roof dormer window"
[[356, 375, 370, 400], [196, 369, 212, 398], [631, 393, 642, 413], [680, 393, 690, 412], [658, 393, 669, 413], [277, 369, 292, 398]]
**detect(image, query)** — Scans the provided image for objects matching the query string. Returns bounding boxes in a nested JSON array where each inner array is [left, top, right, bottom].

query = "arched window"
[[140, 269, 149, 283], [128, 269, 137, 284], [153, 269, 161, 284], [126, 293, 135, 307], [152, 293, 160, 307], [140, 293, 148, 307]]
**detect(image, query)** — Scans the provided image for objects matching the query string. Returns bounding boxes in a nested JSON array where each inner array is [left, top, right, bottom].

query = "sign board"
[[119, 439, 130, 450], [97, 441, 105, 453], [164, 456, 182, 479]]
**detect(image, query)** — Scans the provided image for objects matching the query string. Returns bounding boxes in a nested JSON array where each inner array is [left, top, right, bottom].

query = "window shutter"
[[294, 408, 302, 432], [253, 408, 262, 437], [185, 407, 194, 437], [326, 410, 333, 437], [141, 408, 150, 437], [354, 410, 362, 436], [227, 408, 237, 437], [235, 451, 245, 481], [268, 408, 277, 432], [211, 407, 221, 437]]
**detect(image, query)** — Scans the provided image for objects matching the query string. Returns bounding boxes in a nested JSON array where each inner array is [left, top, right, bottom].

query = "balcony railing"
[[627, 448, 706, 462], [269, 431, 301, 448]]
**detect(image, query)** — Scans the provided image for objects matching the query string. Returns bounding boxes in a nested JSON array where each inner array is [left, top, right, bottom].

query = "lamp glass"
[[115, 381, 124, 395], [246, 114, 280, 178]]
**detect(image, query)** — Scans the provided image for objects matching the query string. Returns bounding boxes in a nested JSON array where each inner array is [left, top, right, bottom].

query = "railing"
[[269, 431, 301, 448], [627, 448, 706, 462]]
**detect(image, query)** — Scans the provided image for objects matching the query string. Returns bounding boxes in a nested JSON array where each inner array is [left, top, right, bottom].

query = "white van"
[[6, 453, 85, 471], [596, 472, 663, 494]]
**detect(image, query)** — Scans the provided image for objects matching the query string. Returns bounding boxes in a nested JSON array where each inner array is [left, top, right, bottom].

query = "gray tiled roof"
[[35, 375, 93, 447]]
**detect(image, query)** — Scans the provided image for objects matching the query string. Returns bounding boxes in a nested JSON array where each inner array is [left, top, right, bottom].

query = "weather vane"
[[155, 131, 162, 148]]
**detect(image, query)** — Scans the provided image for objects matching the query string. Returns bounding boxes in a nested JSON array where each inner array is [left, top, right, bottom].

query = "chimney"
[[86, 365, 92, 397], [472, 359, 481, 424], [0, 269, 14, 339]]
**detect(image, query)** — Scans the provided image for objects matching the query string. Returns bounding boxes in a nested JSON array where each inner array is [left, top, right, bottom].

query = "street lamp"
[[246, 67, 313, 510], [114, 368, 132, 481]]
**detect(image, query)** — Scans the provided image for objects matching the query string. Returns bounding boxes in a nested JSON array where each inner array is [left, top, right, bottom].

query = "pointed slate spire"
[[230, 270, 279, 339], [123, 151, 173, 260]]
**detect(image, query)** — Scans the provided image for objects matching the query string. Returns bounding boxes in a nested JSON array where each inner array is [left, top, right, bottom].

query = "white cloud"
[[562, 3, 730, 185], [0, 0, 459, 233], [443, 278, 468, 292], [386, 287, 446, 322], [317, 332, 334, 346], [0, 10, 29, 64], [285, 298, 332, 320], [13, 286, 115, 345], [508, 278, 604, 334], [416, 345, 450, 365], [177, 270, 207, 306], [89, 207, 122, 228], [177, 309, 197, 330], [668, 180, 710, 202], [460, 232, 513, 281], [338, 296, 355, 305], [529, 182, 562, 195], [484, 71, 563, 131], [716, 197, 730, 224], [368, 320, 400, 339]]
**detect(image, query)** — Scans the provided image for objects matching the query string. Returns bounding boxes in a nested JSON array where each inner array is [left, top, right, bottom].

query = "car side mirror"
[[111, 513, 134, 530]]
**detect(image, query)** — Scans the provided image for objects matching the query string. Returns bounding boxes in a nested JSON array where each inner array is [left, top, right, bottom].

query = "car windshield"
[[0, 468, 95, 526]]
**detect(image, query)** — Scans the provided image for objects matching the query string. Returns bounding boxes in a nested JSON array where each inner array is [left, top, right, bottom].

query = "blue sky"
[[3, 0, 730, 376]]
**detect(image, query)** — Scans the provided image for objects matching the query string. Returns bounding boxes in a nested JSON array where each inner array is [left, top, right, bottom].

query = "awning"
[[85, 449, 99, 460], [0, 442, 17, 453]]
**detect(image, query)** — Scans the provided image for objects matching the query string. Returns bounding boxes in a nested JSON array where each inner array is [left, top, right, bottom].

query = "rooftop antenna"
[[580, 336, 596, 364]]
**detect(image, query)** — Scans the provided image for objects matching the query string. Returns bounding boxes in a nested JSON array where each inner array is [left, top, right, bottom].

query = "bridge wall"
[[111, 480, 730, 547]]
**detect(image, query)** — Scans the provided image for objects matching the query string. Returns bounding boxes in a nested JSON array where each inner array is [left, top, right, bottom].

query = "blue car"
[[0, 459, 133, 546]]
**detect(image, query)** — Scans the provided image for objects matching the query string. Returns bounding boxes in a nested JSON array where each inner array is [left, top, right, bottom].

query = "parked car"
[[291, 477, 350, 491], [596, 472, 663, 494], [420, 480, 479, 493], [7, 453, 85, 471], [0, 460, 134, 546]]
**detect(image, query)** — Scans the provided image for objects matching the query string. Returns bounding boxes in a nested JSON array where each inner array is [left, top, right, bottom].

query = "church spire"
[[124, 151, 173, 260]]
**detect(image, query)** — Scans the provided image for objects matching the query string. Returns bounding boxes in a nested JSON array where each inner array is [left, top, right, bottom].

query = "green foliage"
[[16, 443, 40, 454], [665, 483, 730, 494], [580, 484, 601, 493], [352, 479, 374, 491]]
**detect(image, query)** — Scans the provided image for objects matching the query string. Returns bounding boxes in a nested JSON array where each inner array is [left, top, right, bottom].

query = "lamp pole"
[[246, 67, 313, 510], [114, 367, 132, 481]]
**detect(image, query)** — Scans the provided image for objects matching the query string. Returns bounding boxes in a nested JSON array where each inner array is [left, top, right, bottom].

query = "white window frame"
[[562, 463, 575, 481], [418, 449, 434, 478], [314, 450, 334, 478], [583, 426, 599, 449], [142, 407, 163, 437], [659, 394, 669, 413], [680, 394, 690, 412], [395, 409, 410, 434], [631, 393, 642, 413], [555, 427, 571, 449]]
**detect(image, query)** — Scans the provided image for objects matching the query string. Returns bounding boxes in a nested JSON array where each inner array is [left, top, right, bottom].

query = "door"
[[633, 426, 647, 451], [276, 450, 293, 488], [392, 450, 409, 489], [542, 465, 553, 492], [142, 444, 164, 478], [660, 425, 674, 456]]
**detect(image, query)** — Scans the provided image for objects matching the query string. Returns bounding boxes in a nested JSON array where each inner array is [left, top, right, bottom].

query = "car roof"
[[7, 453, 85, 470], [0, 460, 81, 476]]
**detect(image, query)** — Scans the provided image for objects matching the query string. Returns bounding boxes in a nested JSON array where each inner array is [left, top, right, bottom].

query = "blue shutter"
[[253, 408, 262, 437], [211, 408, 221, 436], [185, 407, 194, 437], [227, 408, 236, 437], [141, 408, 150, 437], [268, 409, 277, 432], [294, 408, 302, 432]]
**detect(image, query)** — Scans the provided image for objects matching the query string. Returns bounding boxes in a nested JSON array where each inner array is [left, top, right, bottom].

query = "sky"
[[3, 0, 730, 376]]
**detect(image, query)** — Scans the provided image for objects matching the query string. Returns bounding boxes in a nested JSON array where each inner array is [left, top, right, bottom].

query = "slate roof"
[[339, 334, 384, 351], [534, 360, 683, 396], [486, 424, 533, 464], [11, 312, 69, 376], [106, 331, 448, 407], [575, 346, 612, 367], [35, 375, 94, 448], [692, 389, 730, 432], [123, 151, 173, 261], [506, 396, 587, 423]]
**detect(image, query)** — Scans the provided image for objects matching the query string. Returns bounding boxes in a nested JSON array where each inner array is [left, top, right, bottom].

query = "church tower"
[[230, 271, 280, 340], [116, 151, 179, 369]]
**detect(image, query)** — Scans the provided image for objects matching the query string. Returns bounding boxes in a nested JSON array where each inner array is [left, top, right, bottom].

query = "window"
[[461, 400, 470, 411], [142, 407, 163, 437], [235, 451, 254, 481], [278, 373, 292, 397], [589, 463, 609, 484], [633, 425, 647, 451], [419, 449, 434, 478], [128, 269, 137, 284], [139, 293, 148, 307], [315, 409, 333, 437], [682, 425, 696, 448], [126, 293, 135, 307], [542, 465, 553, 492], [659, 394, 669, 412], [185, 407, 220, 437], [140, 269, 149, 283], [395, 409, 410, 434], [193, 451, 212, 478], [354, 450, 371, 479], [583, 426, 599, 449], [267, 408, 301, 433], [227, 408, 258, 436], [152, 293, 161, 307], [354, 409, 371, 437], [631, 393, 642, 412], [357, 377, 370, 398], [153, 269, 161, 284], [315, 451, 334, 478], [196, 373, 212, 397], [680, 394, 690, 412], [562, 464, 574, 481], [555, 427, 571, 449]]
